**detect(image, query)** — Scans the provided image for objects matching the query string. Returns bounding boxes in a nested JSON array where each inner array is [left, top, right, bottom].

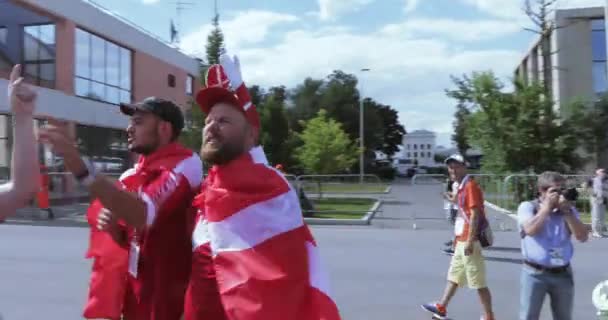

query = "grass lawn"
[[302, 183, 389, 193], [308, 198, 376, 219]]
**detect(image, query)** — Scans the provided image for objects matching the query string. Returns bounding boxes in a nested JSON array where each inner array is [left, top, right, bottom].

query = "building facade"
[[0, 0, 201, 173], [515, 6, 607, 116], [402, 129, 436, 167]]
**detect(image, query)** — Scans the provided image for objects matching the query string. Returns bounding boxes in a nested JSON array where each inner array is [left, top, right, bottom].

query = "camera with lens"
[[550, 187, 578, 202]]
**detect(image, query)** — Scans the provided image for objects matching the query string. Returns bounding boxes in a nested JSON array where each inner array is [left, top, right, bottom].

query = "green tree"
[[573, 95, 608, 167], [372, 102, 406, 160], [295, 109, 358, 175], [205, 14, 224, 65], [447, 72, 585, 173], [259, 93, 290, 167], [180, 13, 224, 151]]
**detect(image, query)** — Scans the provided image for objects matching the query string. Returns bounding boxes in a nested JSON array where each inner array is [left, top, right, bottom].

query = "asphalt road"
[[0, 180, 606, 319]]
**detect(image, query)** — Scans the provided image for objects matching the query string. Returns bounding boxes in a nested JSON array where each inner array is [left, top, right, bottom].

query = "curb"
[[304, 200, 382, 226], [484, 200, 518, 221]]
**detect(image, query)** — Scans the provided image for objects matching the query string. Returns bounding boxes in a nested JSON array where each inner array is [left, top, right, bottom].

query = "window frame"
[[74, 27, 132, 105], [591, 18, 608, 95], [21, 23, 56, 88]]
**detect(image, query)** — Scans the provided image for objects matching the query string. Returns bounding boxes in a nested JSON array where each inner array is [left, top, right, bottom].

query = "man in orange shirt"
[[422, 154, 495, 320]]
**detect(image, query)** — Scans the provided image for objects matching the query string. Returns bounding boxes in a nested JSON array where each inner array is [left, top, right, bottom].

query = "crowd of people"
[[2, 51, 342, 320]]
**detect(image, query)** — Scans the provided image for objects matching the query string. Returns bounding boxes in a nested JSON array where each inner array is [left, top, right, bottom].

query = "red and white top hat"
[[196, 61, 260, 128]]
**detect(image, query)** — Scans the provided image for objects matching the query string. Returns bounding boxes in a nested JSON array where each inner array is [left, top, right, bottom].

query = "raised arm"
[[0, 65, 40, 218]]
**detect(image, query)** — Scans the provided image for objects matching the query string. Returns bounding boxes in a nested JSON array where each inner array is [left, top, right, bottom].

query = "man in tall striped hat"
[[184, 50, 342, 320]]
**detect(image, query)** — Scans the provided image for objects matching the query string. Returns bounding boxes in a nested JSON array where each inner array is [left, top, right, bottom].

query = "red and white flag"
[[192, 146, 341, 320]]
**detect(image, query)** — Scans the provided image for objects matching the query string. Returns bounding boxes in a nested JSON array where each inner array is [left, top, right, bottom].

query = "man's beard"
[[200, 138, 246, 166], [128, 132, 160, 155]]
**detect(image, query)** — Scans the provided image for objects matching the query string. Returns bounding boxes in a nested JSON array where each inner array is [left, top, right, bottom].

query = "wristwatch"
[[75, 158, 97, 187]]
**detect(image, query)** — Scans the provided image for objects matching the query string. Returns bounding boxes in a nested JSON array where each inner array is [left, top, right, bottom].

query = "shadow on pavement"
[[485, 246, 521, 253], [484, 256, 523, 265]]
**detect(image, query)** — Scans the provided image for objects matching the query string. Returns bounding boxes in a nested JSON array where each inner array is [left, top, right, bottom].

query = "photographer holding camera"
[[518, 171, 588, 320]]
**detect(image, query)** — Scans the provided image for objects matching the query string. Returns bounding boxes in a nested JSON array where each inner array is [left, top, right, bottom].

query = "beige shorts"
[[447, 241, 487, 289]]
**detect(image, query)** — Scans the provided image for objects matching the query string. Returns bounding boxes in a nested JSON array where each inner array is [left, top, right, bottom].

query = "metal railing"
[[295, 174, 387, 196], [411, 174, 446, 185]]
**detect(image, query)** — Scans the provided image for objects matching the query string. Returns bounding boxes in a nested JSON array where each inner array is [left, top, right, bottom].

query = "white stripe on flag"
[[192, 216, 211, 250], [208, 190, 304, 255], [306, 241, 332, 297]]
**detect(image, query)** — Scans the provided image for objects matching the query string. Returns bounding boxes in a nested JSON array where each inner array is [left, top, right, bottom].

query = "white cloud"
[[381, 18, 522, 42], [404, 0, 420, 13], [182, 9, 523, 147], [141, 0, 160, 4], [461, 0, 605, 21], [181, 10, 298, 58], [317, 0, 375, 20], [558, 0, 605, 8]]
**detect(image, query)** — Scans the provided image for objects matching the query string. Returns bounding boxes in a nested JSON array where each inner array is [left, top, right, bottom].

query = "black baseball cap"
[[120, 97, 185, 136]]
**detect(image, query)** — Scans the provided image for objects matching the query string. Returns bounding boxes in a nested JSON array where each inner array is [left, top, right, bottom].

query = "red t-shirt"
[[121, 152, 203, 320], [455, 178, 485, 242]]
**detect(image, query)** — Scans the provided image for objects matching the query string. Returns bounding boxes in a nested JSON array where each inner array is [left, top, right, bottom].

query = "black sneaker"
[[442, 248, 454, 255], [444, 240, 454, 247]]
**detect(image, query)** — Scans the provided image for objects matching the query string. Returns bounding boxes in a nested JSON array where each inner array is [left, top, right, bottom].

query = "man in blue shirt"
[[518, 171, 588, 320]]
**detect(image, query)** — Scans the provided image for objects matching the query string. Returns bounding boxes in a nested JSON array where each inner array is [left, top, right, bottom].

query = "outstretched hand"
[[38, 118, 87, 176], [8, 65, 36, 116], [220, 52, 243, 89]]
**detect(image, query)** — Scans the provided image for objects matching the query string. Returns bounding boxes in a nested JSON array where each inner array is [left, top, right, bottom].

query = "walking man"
[[590, 168, 607, 238], [422, 154, 495, 320], [518, 171, 588, 320]]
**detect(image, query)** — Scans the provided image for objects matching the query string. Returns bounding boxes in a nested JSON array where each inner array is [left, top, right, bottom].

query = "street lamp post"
[[359, 68, 370, 184]]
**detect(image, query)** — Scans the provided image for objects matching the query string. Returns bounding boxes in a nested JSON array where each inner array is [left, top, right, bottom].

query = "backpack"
[[458, 176, 494, 248]]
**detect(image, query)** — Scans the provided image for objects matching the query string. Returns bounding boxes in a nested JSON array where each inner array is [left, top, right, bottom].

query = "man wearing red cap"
[[185, 50, 341, 320], [39, 97, 202, 320]]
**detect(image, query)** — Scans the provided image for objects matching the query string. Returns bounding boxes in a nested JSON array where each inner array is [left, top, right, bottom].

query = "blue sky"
[[94, 0, 606, 147]]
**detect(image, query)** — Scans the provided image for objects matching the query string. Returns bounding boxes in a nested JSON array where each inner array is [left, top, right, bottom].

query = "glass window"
[[421, 153, 425, 158], [420, 144, 424, 150], [407, 152, 411, 158], [91, 35, 105, 82], [75, 78, 91, 97], [428, 152, 431, 157], [592, 19, 605, 31], [75, 29, 90, 78], [186, 75, 193, 95], [414, 152, 418, 158], [592, 21, 608, 95], [407, 144, 410, 150], [22, 24, 56, 88], [75, 28, 132, 104], [592, 30, 606, 61], [0, 27, 7, 45], [414, 144, 417, 150], [427, 144, 431, 149], [106, 42, 119, 87], [593, 62, 608, 94], [120, 48, 131, 90]]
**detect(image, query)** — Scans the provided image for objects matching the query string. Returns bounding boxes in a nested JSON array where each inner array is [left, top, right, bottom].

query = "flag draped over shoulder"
[[192, 146, 341, 320]]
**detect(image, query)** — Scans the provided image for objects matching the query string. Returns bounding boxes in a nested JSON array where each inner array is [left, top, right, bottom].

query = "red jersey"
[[94, 143, 203, 320]]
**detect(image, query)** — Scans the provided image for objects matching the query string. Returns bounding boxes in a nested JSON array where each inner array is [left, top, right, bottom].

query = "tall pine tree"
[[206, 14, 224, 65], [180, 12, 225, 152]]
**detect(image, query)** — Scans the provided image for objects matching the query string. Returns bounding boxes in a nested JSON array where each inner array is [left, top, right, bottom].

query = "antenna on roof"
[[171, 0, 195, 47]]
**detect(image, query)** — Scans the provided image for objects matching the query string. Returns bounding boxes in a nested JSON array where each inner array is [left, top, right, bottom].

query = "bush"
[[375, 166, 396, 180], [425, 167, 448, 175]]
